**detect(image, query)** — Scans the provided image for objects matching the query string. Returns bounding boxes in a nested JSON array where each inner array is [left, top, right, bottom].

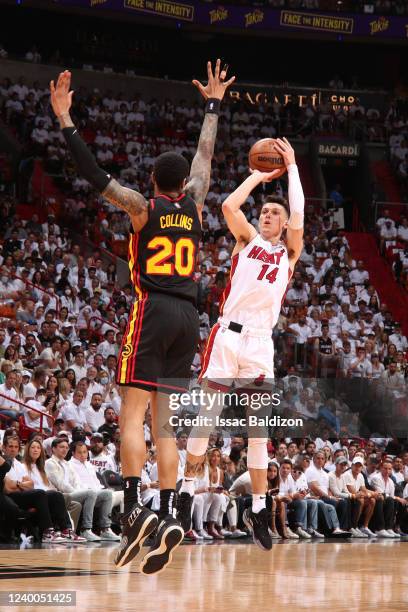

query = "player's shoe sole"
[[115, 505, 159, 568], [139, 517, 184, 575], [243, 508, 272, 551]]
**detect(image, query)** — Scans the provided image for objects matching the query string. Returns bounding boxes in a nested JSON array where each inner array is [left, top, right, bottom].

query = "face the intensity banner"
[[55, 0, 408, 40]]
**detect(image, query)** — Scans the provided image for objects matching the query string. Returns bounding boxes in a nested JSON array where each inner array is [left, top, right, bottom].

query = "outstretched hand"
[[50, 70, 74, 118], [192, 59, 236, 101], [249, 168, 284, 183]]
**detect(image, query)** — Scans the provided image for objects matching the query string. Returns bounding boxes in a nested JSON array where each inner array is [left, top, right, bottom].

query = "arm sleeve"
[[62, 127, 111, 193], [287, 164, 305, 230]]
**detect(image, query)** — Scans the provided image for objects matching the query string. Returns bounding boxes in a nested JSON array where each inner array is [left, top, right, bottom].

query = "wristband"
[[205, 98, 221, 115]]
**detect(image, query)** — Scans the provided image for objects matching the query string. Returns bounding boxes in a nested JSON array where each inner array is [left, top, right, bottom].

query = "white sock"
[[180, 478, 195, 496], [252, 495, 266, 514]]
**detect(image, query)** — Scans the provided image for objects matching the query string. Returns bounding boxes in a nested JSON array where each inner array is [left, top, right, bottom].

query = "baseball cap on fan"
[[335, 456, 348, 466], [352, 457, 364, 465]]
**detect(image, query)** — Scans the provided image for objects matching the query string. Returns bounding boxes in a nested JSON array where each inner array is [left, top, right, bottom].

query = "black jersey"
[[319, 336, 333, 355], [128, 193, 201, 304]]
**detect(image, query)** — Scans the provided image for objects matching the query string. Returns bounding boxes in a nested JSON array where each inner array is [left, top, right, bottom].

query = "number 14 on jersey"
[[257, 264, 278, 284]]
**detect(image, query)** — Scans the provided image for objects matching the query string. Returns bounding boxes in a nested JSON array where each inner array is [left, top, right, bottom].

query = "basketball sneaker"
[[114, 504, 158, 568], [139, 515, 184, 575], [176, 492, 193, 532], [242, 508, 272, 551]]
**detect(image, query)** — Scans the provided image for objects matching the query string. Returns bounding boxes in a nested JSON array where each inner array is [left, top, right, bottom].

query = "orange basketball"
[[248, 138, 286, 176]]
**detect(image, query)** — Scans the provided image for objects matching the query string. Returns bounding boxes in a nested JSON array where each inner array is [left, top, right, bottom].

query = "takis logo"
[[369, 16, 389, 35], [244, 9, 264, 28], [209, 6, 228, 24]]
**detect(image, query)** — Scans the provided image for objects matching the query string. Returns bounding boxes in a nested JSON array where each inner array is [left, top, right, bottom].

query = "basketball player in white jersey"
[[177, 138, 304, 550]]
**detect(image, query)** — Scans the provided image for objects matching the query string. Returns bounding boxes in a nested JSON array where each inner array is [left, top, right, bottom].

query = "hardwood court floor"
[[0, 540, 407, 612]]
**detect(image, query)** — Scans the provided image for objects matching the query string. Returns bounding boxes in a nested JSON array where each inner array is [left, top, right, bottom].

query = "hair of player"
[[153, 152, 190, 192], [263, 195, 290, 217]]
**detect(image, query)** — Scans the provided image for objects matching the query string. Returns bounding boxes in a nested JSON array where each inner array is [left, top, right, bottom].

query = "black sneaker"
[[114, 504, 158, 568], [139, 515, 184, 575], [242, 508, 272, 551], [176, 492, 193, 532]]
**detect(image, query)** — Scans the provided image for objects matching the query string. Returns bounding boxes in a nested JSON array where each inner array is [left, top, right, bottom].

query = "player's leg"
[[240, 333, 275, 551], [114, 386, 159, 568], [139, 391, 184, 575], [242, 438, 272, 551], [177, 325, 239, 531], [139, 297, 198, 575]]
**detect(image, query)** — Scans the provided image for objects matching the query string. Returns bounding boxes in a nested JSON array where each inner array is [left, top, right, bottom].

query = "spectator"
[[69, 440, 119, 541], [305, 451, 349, 534], [3, 435, 65, 543], [369, 459, 402, 538], [21, 437, 85, 542]]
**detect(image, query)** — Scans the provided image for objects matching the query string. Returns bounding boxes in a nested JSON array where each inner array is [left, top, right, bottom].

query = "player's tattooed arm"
[[50, 71, 148, 227], [187, 112, 219, 210], [102, 180, 148, 218], [186, 59, 235, 212]]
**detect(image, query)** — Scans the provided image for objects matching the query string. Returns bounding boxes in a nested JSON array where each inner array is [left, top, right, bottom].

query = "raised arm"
[[50, 71, 148, 229], [274, 138, 304, 267], [186, 60, 235, 212], [222, 169, 281, 245]]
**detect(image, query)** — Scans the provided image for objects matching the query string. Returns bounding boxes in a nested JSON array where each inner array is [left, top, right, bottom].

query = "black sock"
[[159, 489, 177, 521], [123, 476, 141, 514]]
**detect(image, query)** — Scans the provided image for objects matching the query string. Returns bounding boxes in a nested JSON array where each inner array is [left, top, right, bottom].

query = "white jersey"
[[219, 234, 291, 330]]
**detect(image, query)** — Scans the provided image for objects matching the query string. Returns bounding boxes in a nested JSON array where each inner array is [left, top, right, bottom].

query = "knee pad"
[[247, 437, 268, 470], [187, 436, 210, 458]]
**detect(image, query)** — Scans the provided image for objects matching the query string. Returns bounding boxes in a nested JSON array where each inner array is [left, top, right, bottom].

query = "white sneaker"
[[229, 529, 247, 539], [192, 530, 203, 540], [100, 528, 121, 541], [311, 529, 325, 538], [360, 527, 377, 538], [376, 529, 394, 538], [350, 528, 361, 538], [332, 528, 349, 535], [219, 529, 232, 537], [296, 527, 311, 539], [387, 529, 400, 538], [268, 529, 281, 539], [285, 527, 300, 539], [197, 529, 213, 540], [80, 529, 101, 542], [356, 528, 368, 538]]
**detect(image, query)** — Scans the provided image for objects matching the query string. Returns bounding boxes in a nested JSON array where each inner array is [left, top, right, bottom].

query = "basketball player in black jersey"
[[50, 61, 235, 574]]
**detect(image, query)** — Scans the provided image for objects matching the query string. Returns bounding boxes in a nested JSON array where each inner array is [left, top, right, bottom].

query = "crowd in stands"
[[0, 67, 407, 545]]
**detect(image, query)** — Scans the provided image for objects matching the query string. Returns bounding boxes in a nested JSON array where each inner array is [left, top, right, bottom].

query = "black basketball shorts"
[[116, 292, 199, 393]]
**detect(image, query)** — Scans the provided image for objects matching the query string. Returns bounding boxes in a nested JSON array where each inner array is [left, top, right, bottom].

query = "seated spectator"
[[98, 406, 118, 439], [305, 451, 349, 534], [62, 388, 91, 432], [0, 370, 20, 424], [277, 459, 310, 539], [23, 388, 54, 434], [21, 437, 85, 542], [45, 437, 115, 541], [369, 459, 402, 538], [88, 432, 115, 472], [343, 456, 377, 537], [291, 463, 324, 538], [69, 440, 119, 541], [3, 435, 65, 543], [85, 393, 105, 431]]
